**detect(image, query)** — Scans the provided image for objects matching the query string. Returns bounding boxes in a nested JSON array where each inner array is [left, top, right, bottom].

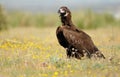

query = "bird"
[[56, 6, 105, 59]]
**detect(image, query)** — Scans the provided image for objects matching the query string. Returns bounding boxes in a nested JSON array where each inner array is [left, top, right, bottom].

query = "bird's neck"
[[61, 16, 74, 26]]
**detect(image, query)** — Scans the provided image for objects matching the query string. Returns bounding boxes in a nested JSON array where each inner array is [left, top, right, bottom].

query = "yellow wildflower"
[[54, 71, 58, 75]]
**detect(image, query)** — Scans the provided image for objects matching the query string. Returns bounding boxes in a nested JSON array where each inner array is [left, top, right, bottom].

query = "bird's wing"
[[56, 26, 69, 48], [62, 28, 95, 51]]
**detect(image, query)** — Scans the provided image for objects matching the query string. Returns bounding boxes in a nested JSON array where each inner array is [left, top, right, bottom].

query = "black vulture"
[[56, 6, 105, 59]]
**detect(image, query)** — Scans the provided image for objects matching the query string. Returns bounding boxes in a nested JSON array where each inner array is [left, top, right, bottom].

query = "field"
[[0, 26, 120, 77], [0, 3, 120, 77]]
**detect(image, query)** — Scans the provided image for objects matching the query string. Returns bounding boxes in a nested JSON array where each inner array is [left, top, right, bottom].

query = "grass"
[[0, 4, 120, 31], [0, 26, 120, 77], [2, 10, 119, 30]]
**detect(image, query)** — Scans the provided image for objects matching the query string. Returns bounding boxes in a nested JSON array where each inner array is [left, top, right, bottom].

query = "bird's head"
[[58, 6, 71, 17]]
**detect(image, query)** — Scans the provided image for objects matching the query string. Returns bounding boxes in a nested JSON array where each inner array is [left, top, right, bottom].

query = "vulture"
[[56, 6, 105, 59]]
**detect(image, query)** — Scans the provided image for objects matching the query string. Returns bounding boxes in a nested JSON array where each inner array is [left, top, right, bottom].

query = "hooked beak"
[[58, 8, 68, 17], [58, 8, 65, 14]]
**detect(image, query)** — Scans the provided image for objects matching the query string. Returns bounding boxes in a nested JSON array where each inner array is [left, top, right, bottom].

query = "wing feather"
[[62, 28, 96, 52]]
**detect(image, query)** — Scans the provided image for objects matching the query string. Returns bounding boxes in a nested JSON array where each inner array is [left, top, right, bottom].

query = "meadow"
[[0, 5, 120, 77], [0, 26, 120, 77]]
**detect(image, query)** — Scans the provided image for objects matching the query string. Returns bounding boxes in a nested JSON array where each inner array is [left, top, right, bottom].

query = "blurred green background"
[[0, 0, 120, 31]]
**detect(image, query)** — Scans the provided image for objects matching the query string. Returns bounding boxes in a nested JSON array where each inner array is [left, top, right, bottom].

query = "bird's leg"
[[66, 45, 75, 58], [75, 52, 81, 59], [75, 49, 84, 59], [66, 48, 72, 58], [69, 46, 77, 58], [66, 46, 83, 59]]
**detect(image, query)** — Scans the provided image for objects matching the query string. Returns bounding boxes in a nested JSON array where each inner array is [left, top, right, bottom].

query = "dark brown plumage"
[[56, 6, 105, 59]]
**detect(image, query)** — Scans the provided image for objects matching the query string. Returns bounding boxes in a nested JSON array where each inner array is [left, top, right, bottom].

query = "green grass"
[[4, 10, 120, 30], [0, 27, 120, 77], [0, 5, 7, 30], [0, 4, 120, 31]]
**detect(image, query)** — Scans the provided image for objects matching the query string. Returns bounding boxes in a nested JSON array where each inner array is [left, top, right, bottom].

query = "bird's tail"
[[95, 51, 105, 59]]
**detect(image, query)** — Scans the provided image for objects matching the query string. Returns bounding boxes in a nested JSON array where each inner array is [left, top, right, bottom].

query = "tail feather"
[[95, 51, 105, 59]]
